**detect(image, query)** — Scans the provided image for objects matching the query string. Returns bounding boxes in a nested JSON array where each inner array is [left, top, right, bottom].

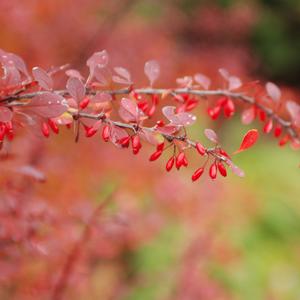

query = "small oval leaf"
[[234, 129, 259, 154]]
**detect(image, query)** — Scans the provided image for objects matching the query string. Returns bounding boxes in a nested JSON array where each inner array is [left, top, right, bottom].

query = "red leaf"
[[119, 97, 144, 123], [241, 106, 255, 125], [27, 92, 68, 118], [204, 128, 218, 144], [32, 67, 53, 90], [144, 60, 160, 86], [66, 77, 85, 103], [112, 67, 132, 85], [234, 129, 259, 154], [194, 73, 211, 90], [162, 106, 196, 126], [266, 82, 281, 102]]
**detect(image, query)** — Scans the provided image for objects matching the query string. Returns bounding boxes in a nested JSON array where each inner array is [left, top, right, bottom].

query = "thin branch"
[[3, 87, 299, 142]]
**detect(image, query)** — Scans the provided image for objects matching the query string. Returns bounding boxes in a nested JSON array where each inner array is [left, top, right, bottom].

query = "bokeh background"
[[1, 0, 300, 299]]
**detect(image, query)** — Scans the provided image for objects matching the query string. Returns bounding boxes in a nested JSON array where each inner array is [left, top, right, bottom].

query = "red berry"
[[263, 119, 273, 134], [166, 157, 175, 172], [208, 106, 221, 120], [119, 136, 131, 148], [176, 152, 185, 169], [196, 142, 206, 156], [274, 124, 282, 138], [79, 98, 90, 109], [279, 135, 289, 147], [132, 135, 142, 154], [156, 142, 165, 152], [191, 167, 204, 181], [217, 162, 227, 177], [209, 163, 217, 180], [102, 125, 110, 142], [149, 150, 162, 161], [48, 119, 59, 134], [223, 98, 235, 118], [41, 122, 50, 138], [259, 110, 267, 122], [86, 127, 97, 137]]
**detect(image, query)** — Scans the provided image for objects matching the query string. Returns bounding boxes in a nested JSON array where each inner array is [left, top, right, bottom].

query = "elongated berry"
[[48, 119, 59, 134], [176, 152, 185, 169], [208, 106, 221, 120], [217, 162, 227, 177], [166, 157, 175, 172], [224, 98, 235, 118], [192, 167, 204, 181], [195, 142, 206, 156], [41, 122, 50, 138], [156, 142, 165, 151], [102, 125, 110, 142], [119, 136, 130, 148], [209, 163, 217, 180], [263, 119, 273, 134], [132, 135, 142, 154], [86, 127, 97, 137], [274, 124, 282, 138], [79, 98, 90, 109], [149, 150, 162, 161]]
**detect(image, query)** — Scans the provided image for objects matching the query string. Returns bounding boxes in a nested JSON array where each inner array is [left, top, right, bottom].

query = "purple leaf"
[[156, 124, 179, 135], [226, 160, 245, 177], [219, 68, 242, 90], [87, 50, 109, 70], [65, 69, 84, 80], [113, 67, 132, 85], [66, 77, 85, 103], [204, 128, 218, 143], [0, 106, 13, 122], [27, 92, 68, 118], [32, 67, 53, 90], [266, 82, 281, 102], [162, 106, 196, 126], [241, 106, 255, 125], [286, 101, 300, 127], [144, 60, 160, 86], [176, 76, 193, 88], [93, 66, 109, 86], [119, 97, 143, 123], [194, 73, 211, 90]]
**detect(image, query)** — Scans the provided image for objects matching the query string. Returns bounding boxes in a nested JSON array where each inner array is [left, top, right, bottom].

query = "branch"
[[4, 87, 299, 142]]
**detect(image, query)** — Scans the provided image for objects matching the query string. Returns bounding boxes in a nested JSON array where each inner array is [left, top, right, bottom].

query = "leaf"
[[204, 128, 218, 143], [66, 77, 85, 103], [162, 106, 196, 126], [87, 50, 109, 70], [266, 82, 281, 102], [226, 160, 245, 177], [144, 60, 160, 86], [219, 68, 242, 90], [176, 76, 193, 88], [93, 66, 109, 86], [65, 69, 84, 80], [119, 97, 143, 123], [234, 129, 259, 154], [156, 124, 179, 135], [32, 67, 53, 90], [286, 101, 300, 127], [27, 92, 68, 118], [194, 73, 211, 90], [112, 67, 132, 85], [241, 106, 255, 125], [0, 106, 13, 122]]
